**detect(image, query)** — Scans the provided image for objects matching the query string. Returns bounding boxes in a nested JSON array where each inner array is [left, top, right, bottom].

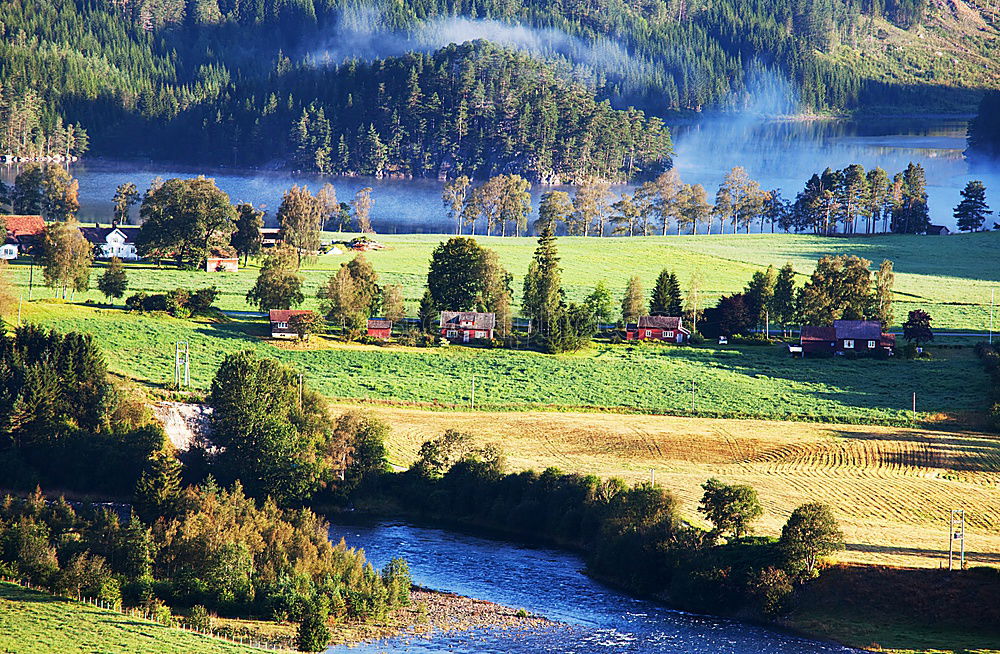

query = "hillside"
[[1, 0, 998, 173], [0, 583, 258, 654]]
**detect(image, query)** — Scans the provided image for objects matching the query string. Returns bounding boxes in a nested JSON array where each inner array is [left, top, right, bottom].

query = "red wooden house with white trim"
[[440, 311, 495, 343], [799, 320, 894, 356], [625, 316, 691, 343]]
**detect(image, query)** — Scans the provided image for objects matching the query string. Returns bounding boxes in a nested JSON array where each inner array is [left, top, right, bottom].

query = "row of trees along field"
[[1, 0, 990, 171], [361, 427, 848, 620]]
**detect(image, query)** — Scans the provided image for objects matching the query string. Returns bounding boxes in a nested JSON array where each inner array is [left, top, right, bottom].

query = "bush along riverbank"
[[348, 429, 1000, 651]]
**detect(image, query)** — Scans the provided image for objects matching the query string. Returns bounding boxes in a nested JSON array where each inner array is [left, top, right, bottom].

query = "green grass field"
[[19, 301, 989, 424], [5, 232, 999, 329], [0, 583, 258, 654]]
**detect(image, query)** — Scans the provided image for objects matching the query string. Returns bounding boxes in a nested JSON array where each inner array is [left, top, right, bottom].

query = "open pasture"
[[343, 405, 1000, 570], [19, 302, 990, 425], [4, 231, 999, 329]]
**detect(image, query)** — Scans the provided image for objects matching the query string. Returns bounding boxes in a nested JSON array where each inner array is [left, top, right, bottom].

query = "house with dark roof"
[[799, 320, 895, 356], [625, 315, 691, 343], [440, 311, 495, 343], [367, 318, 393, 340], [927, 225, 950, 235], [79, 225, 141, 260], [269, 309, 314, 339]]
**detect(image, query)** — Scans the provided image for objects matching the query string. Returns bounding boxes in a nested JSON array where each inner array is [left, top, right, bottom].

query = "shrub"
[[296, 600, 331, 652], [125, 293, 146, 312], [187, 604, 213, 631], [748, 566, 793, 617], [688, 332, 705, 345]]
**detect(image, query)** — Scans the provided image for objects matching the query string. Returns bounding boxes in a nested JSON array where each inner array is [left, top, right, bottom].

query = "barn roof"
[[2, 215, 44, 237], [440, 311, 496, 330], [207, 247, 237, 259], [801, 326, 836, 342], [269, 309, 313, 323], [637, 315, 687, 331], [367, 319, 392, 330], [833, 320, 883, 340]]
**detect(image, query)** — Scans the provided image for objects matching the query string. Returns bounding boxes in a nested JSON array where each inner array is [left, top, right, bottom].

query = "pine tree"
[[522, 220, 563, 336], [954, 180, 991, 232], [665, 272, 683, 316], [417, 289, 437, 332], [650, 269, 672, 315]]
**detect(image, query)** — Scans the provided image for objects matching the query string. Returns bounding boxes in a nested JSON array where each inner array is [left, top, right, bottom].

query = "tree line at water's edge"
[[1, 0, 997, 176]]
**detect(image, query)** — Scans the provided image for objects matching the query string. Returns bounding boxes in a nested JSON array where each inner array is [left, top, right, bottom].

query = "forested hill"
[[1, 0, 997, 175]]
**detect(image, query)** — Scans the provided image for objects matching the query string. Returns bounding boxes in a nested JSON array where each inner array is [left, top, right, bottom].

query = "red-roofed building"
[[625, 316, 691, 343], [367, 319, 393, 340], [2, 215, 45, 258], [269, 309, 314, 339], [440, 311, 495, 343]]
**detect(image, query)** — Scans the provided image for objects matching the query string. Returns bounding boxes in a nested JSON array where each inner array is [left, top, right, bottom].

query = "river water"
[[325, 520, 856, 653], [3, 116, 995, 235]]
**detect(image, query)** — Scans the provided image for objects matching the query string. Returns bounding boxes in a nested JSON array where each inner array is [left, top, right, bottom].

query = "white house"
[[1, 237, 18, 260], [79, 226, 141, 260]]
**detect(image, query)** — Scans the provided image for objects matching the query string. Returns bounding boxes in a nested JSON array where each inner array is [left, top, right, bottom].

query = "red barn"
[[625, 316, 691, 343], [367, 318, 393, 340], [440, 311, 495, 343], [2, 215, 44, 255], [799, 320, 894, 356]]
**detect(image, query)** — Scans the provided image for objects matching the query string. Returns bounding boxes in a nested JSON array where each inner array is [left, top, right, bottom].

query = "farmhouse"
[[367, 318, 393, 340], [799, 320, 895, 356], [440, 311, 495, 343], [625, 316, 691, 343], [205, 248, 239, 272], [927, 224, 950, 235], [79, 225, 141, 260], [2, 215, 44, 257], [269, 309, 314, 339]]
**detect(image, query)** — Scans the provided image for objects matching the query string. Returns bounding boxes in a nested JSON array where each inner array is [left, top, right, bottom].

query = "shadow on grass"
[[844, 542, 999, 565]]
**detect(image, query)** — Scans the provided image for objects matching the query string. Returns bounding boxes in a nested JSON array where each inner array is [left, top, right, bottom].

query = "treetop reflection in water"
[[4, 117, 995, 235], [325, 521, 856, 654]]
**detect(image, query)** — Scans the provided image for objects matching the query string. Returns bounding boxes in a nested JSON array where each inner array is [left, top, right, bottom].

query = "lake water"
[[3, 117, 996, 234], [325, 520, 857, 653]]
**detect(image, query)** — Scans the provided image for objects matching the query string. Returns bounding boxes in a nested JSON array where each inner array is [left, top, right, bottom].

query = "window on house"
[[277, 322, 287, 328], [644, 330, 652, 337], [868, 340, 876, 349], [844, 339, 854, 349], [446, 330, 458, 338], [666, 331, 674, 337]]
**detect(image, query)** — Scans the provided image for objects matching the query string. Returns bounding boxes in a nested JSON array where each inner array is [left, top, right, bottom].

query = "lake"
[[2, 116, 995, 234], [325, 520, 856, 653]]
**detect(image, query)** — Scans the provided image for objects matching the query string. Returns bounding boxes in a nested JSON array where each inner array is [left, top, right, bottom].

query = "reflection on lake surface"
[[3, 117, 995, 234], [325, 520, 857, 653]]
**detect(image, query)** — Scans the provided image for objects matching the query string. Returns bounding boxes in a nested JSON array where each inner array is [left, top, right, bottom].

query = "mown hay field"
[[0, 583, 258, 654], [18, 302, 991, 425], [341, 405, 1000, 571], [5, 231, 999, 329]]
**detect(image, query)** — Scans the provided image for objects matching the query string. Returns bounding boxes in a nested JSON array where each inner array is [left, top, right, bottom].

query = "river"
[[3, 116, 995, 235], [325, 520, 856, 653]]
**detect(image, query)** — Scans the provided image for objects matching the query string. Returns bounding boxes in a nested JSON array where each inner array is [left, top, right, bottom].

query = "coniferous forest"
[[0, 0, 997, 177]]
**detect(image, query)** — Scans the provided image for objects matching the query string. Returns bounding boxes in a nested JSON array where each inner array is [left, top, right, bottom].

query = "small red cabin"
[[625, 316, 691, 343], [367, 318, 393, 340]]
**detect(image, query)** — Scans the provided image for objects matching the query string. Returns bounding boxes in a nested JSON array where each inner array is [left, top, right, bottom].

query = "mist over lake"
[[4, 116, 994, 235]]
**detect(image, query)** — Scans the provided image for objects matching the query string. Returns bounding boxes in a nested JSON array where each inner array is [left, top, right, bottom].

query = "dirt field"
[[333, 404, 1000, 570]]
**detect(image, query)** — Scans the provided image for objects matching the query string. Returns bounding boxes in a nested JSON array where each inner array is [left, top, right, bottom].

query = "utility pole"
[[174, 341, 190, 388], [949, 509, 965, 571], [298, 374, 304, 408], [912, 392, 916, 419], [691, 379, 696, 412], [28, 257, 34, 301], [470, 374, 476, 411], [990, 288, 995, 345]]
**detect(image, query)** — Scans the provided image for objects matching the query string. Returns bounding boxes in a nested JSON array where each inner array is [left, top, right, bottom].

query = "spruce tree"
[[650, 269, 672, 315], [522, 220, 563, 336], [954, 180, 991, 232], [417, 289, 437, 332], [772, 263, 797, 334], [874, 259, 895, 329]]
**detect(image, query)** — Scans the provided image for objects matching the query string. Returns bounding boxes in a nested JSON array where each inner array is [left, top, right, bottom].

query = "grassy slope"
[[823, 0, 1000, 110], [0, 583, 258, 654], [6, 232, 1000, 330], [18, 301, 989, 424]]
